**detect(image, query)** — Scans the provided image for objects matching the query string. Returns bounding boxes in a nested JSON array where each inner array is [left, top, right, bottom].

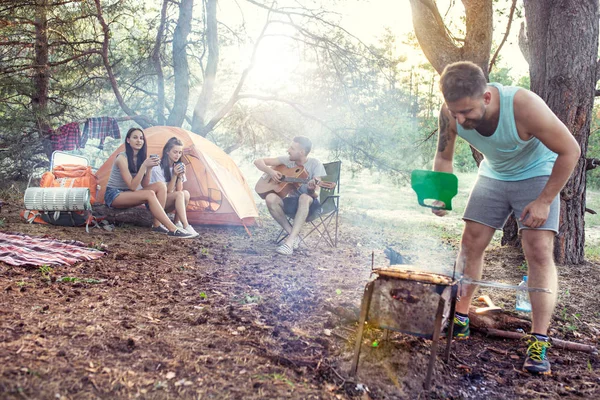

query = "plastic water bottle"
[[516, 276, 532, 313]]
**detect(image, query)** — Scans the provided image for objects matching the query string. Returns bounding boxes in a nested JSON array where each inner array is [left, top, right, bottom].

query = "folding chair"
[[304, 160, 341, 247], [276, 161, 341, 248], [50, 151, 90, 170]]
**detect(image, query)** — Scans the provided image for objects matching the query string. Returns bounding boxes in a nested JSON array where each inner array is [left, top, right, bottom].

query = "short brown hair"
[[439, 61, 487, 102], [293, 136, 312, 155]]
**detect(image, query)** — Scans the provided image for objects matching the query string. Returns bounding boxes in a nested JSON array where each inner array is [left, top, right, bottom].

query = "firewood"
[[373, 268, 452, 285], [481, 328, 598, 354], [467, 305, 530, 331]]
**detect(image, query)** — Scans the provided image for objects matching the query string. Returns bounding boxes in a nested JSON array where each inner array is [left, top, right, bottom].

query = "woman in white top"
[[149, 137, 198, 235], [104, 128, 196, 239]]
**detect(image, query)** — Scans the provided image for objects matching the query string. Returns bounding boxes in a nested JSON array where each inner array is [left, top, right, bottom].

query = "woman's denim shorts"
[[104, 186, 128, 208]]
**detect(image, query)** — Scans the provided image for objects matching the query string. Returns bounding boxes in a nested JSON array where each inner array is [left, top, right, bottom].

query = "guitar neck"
[[282, 177, 309, 184]]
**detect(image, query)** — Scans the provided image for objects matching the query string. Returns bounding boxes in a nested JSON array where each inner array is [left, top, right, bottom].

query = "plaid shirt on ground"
[[81, 117, 121, 149], [50, 122, 80, 151]]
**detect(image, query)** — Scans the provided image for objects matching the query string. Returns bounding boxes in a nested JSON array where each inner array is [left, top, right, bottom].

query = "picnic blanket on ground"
[[0, 231, 105, 266]]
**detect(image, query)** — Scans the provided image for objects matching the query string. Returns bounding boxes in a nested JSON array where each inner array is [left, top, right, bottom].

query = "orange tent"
[[96, 126, 258, 227]]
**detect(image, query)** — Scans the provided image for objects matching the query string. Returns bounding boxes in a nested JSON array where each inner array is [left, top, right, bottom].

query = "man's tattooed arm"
[[437, 108, 450, 153]]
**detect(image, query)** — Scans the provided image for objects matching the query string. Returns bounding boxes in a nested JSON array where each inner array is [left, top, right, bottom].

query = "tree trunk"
[[93, 0, 152, 129], [523, 0, 599, 264], [93, 205, 153, 227], [408, 0, 493, 78], [167, 0, 193, 127], [191, 0, 219, 135], [152, 0, 169, 125], [33, 0, 51, 158]]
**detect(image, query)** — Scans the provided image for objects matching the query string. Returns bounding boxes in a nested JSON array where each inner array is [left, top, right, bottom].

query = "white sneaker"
[[175, 221, 184, 229], [185, 225, 199, 236]]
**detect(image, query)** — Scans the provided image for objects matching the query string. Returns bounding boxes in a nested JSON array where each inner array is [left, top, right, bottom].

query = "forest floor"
[[1, 171, 599, 399]]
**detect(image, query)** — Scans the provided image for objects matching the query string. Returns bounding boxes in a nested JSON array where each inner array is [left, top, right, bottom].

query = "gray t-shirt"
[[277, 155, 326, 196]]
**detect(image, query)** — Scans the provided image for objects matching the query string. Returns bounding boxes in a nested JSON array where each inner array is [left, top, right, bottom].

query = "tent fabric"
[[95, 126, 258, 226]]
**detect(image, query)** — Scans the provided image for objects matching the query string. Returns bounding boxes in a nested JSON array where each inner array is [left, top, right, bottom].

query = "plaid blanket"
[[0, 231, 105, 266]]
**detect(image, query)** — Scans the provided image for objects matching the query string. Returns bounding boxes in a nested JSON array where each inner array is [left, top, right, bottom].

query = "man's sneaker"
[[452, 316, 470, 340], [184, 225, 199, 237], [152, 225, 169, 234], [523, 335, 552, 375], [276, 243, 294, 255], [168, 229, 196, 239]]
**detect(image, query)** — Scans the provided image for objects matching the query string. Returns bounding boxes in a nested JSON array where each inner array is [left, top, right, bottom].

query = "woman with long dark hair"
[[104, 128, 196, 238], [149, 137, 198, 235]]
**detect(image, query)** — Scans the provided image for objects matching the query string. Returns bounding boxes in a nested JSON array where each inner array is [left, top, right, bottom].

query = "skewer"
[[460, 278, 551, 293]]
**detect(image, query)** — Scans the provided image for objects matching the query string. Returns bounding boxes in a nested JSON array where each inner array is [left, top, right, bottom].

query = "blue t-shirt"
[[456, 83, 557, 181]]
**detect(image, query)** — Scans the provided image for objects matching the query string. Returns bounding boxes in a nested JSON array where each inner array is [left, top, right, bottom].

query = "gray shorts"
[[463, 175, 559, 234]]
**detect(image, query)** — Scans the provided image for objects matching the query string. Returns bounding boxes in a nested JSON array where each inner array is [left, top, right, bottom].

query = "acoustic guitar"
[[255, 164, 336, 199]]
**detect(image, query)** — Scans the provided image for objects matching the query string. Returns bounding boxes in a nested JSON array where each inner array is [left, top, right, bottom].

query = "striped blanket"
[[0, 231, 105, 266]]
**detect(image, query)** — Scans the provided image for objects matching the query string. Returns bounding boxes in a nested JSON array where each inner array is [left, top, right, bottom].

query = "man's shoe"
[[452, 316, 470, 340], [276, 243, 294, 255], [168, 229, 196, 239], [523, 335, 552, 375], [152, 225, 169, 234]]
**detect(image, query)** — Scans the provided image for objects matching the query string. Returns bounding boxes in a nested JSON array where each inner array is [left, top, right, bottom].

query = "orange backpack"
[[40, 164, 99, 204], [22, 164, 103, 231]]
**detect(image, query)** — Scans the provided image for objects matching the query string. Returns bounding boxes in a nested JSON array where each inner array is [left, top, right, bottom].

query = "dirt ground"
[[1, 198, 599, 399]]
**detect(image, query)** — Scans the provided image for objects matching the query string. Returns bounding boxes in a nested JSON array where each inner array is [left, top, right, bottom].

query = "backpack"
[[40, 164, 99, 204], [22, 165, 104, 232]]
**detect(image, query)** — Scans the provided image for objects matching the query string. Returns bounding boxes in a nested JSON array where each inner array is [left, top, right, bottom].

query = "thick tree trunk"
[[33, 0, 51, 158], [152, 0, 169, 125], [167, 0, 193, 127], [93, 205, 152, 227], [408, 0, 493, 78], [501, 214, 521, 248], [191, 0, 219, 135], [523, 0, 599, 264]]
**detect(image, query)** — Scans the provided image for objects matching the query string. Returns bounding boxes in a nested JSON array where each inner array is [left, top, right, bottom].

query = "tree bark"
[[166, 0, 193, 127], [32, 0, 52, 158], [93, 205, 152, 227], [408, 0, 493, 79], [152, 0, 169, 125], [191, 0, 219, 135], [93, 0, 152, 129], [523, 0, 599, 264]]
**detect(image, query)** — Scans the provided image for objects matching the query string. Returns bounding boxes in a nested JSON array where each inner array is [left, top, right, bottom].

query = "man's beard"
[[460, 106, 486, 130], [460, 119, 480, 129]]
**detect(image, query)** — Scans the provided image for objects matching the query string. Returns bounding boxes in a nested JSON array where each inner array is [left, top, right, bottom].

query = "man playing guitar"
[[254, 136, 326, 255]]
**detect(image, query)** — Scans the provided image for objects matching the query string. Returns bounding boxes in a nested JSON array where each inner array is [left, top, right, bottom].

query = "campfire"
[[350, 249, 459, 390]]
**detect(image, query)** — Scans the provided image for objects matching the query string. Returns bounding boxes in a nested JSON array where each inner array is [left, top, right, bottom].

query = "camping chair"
[[50, 151, 90, 170], [276, 161, 341, 248], [27, 151, 91, 188]]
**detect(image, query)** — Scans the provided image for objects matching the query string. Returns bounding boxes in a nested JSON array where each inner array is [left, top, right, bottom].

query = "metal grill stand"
[[349, 269, 458, 390]]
